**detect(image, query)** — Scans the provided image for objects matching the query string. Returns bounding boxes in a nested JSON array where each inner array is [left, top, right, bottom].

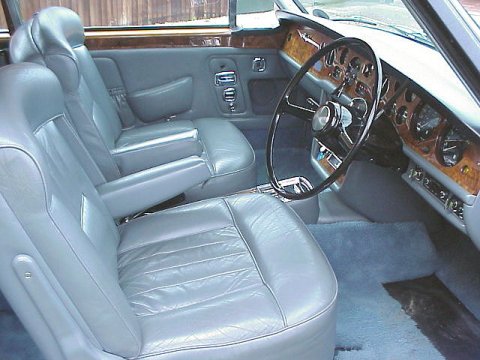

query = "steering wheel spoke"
[[282, 99, 315, 121], [267, 37, 382, 200]]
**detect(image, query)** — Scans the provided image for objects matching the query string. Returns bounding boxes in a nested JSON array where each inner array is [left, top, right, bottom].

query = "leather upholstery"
[[0, 63, 142, 358], [9, 7, 256, 199], [118, 194, 337, 359], [0, 62, 337, 359]]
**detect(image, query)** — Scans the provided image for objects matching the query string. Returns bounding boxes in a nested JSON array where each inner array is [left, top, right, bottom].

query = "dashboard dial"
[[438, 128, 468, 167], [411, 104, 442, 141], [339, 48, 349, 64], [349, 57, 362, 72], [325, 49, 335, 66], [395, 106, 408, 125]]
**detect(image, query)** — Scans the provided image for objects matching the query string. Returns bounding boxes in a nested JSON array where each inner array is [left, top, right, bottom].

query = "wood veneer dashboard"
[[282, 24, 480, 195]]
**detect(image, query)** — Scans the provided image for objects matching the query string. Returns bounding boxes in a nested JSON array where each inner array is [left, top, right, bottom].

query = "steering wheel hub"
[[266, 37, 382, 200], [312, 104, 333, 132]]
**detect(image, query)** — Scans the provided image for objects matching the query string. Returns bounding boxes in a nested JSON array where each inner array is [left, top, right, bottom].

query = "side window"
[[0, 5, 8, 32], [18, 0, 229, 28], [236, 0, 279, 29]]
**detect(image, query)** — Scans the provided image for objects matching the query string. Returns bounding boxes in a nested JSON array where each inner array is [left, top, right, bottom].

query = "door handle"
[[215, 71, 236, 86]]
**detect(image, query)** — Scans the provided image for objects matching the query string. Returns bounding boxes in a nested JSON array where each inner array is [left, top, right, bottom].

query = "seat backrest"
[[0, 63, 142, 357], [10, 7, 123, 181]]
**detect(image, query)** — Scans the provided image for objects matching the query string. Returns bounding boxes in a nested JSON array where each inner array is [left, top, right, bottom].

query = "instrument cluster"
[[283, 24, 480, 195], [380, 75, 469, 167]]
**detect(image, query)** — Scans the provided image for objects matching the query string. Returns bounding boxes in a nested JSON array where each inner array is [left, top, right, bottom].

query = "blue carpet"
[[0, 302, 42, 359], [308, 222, 444, 359]]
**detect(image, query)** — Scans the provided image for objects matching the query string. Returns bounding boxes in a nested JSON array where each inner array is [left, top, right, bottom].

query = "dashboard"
[[278, 16, 480, 240]]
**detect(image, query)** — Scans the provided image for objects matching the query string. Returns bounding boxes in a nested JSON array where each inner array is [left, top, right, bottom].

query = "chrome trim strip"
[[112, 129, 199, 155]]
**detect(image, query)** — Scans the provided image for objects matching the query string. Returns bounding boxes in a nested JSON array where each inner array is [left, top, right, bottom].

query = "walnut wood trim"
[[381, 74, 480, 195], [85, 28, 287, 50], [282, 24, 480, 194], [283, 25, 376, 102]]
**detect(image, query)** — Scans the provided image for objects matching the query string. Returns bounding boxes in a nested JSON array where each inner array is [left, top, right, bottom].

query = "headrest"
[[9, 19, 45, 65], [32, 7, 85, 53], [0, 63, 65, 139], [10, 7, 85, 64], [10, 7, 85, 93]]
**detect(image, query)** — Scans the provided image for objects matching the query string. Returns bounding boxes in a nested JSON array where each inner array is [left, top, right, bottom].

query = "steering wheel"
[[266, 37, 382, 200]]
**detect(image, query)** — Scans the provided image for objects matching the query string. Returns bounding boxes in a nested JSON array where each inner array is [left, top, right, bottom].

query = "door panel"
[[127, 76, 193, 123], [92, 46, 289, 130]]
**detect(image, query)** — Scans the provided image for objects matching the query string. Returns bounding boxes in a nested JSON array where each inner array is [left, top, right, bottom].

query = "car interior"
[[0, 1, 479, 359]]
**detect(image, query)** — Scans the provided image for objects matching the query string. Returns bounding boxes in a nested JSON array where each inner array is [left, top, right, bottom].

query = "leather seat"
[[0, 63, 337, 359], [9, 6, 256, 201]]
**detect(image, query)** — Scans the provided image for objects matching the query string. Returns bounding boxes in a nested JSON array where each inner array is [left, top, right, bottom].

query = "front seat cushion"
[[118, 194, 337, 359]]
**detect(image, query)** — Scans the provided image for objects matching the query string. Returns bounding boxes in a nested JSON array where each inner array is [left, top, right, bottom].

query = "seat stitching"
[[33, 114, 64, 135], [198, 138, 216, 174], [222, 199, 288, 327], [119, 238, 235, 267], [118, 225, 234, 255], [126, 267, 253, 299], [135, 283, 263, 318], [118, 231, 239, 267], [119, 251, 248, 283]]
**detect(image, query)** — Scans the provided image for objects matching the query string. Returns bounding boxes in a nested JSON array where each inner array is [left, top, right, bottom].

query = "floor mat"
[[0, 309, 42, 359], [308, 222, 444, 360], [431, 226, 480, 321], [385, 275, 480, 360], [254, 147, 321, 185]]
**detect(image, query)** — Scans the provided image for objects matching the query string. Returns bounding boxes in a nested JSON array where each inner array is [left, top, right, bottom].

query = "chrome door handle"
[[215, 71, 236, 86]]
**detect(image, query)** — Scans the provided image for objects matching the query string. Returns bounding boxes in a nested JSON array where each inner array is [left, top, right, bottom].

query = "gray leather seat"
[[0, 63, 337, 359], [9, 6, 256, 202]]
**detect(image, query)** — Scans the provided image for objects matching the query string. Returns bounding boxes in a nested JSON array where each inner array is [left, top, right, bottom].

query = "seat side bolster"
[[224, 194, 338, 325]]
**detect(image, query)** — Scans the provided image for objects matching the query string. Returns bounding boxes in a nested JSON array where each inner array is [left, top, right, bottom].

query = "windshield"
[[297, 0, 431, 45], [297, 0, 480, 44]]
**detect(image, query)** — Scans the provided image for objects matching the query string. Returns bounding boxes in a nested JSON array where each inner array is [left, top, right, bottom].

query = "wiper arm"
[[331, 16, 432, 47], [331, 16, 378, 26]]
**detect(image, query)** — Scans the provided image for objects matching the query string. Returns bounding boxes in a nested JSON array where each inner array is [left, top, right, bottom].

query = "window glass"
[[19, 0, 229, 28], [298, 0, 432, 47], [458, 0, 480, 28], [0, 4, 8, 32], [236, 0, 279, 29]]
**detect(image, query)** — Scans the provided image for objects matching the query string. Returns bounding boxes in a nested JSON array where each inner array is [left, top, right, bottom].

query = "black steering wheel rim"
[[266, 37, 383, 200]]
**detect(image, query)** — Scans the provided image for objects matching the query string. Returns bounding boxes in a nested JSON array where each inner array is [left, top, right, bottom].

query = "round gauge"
[[395, 106, 408, 125], [380, 76, 390, 98], [349, 57, 362, 72], [438, 127, 467, 167], [325, 49, 335, 66], [362, 63, 374, 78], [339, 48, 349, 64], [405, 89, 416, 103], [385, 102, 397, 117], [411, 104, 442, 141]]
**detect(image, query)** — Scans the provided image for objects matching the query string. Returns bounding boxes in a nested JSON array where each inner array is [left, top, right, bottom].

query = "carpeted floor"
[[308, 222, 444, 360], [0, 303, 42, 359]]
